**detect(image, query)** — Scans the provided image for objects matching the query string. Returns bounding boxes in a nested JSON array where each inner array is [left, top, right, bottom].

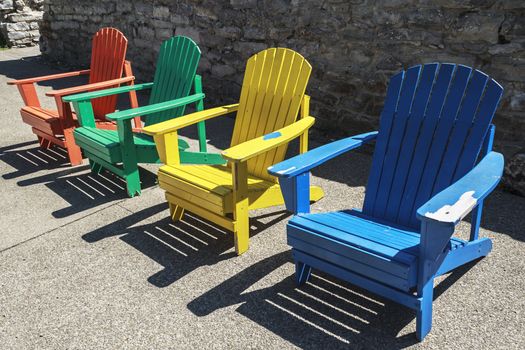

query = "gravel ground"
[[0, 47, 524, 349]]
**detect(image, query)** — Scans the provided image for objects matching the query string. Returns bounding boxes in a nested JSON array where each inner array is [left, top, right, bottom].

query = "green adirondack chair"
[[64, 36, 224, 197]]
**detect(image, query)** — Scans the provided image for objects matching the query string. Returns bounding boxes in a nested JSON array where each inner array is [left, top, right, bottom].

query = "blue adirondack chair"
[[268, 63, 504, 340]]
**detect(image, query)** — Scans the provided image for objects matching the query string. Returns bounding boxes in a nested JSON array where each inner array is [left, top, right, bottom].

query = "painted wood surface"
[[67, 36, 223, 197], [8, 27, 135, 166], [144, 48, 325, 255], [270, 63, 504, 341]]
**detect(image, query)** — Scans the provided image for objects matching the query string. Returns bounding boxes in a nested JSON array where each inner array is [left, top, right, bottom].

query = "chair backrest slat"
[[144, 36, 201, 126], [362, 63, 503, 229], [88, 28, 128, 120], [231, 48, 312, 181]]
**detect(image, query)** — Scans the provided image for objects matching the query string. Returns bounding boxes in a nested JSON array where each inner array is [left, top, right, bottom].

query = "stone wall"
[[0, 0, 43, 47], [39, 0, 525, 194]]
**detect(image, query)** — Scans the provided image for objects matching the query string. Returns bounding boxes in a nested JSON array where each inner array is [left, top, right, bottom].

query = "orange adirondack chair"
[[7, 27, 140, 166]]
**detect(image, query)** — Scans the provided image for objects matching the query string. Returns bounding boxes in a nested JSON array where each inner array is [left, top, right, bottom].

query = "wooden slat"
[[452, 80, 503, 181], [231, 49, 268, 147], [159, 177, 226, 214], [165, 192, 235, 231], [262, 53, 311, 178], [372, 65, 422, 219], [145, 36, 201, 126], [362, 71, 405, 214], [395, 63, 456, 227], [359, 63, 503, 229], [383, 63, 438, 222], [21, 107, 62, 135], [289, 235, 414, 291], [430, 70, 489, 196], [229, 48, 312, 182], [89, 28, 128, 120], [290, 214, 417, 265], [406, 65, 472, 227]]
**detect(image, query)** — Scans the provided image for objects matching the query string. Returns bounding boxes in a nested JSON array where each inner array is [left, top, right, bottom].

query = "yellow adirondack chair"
[[143, 48, 324, 255]]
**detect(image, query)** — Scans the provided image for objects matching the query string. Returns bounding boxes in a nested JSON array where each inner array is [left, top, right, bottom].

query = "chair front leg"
[[169, 203, 185, 222], [55, 96, 83, 165], [232, 161, 249, 255], [117, 119, 141, 197]]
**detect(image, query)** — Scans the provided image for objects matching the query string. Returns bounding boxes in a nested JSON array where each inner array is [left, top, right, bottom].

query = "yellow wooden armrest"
[[222, 116, 315, 163], [142, 103, 239, 135]]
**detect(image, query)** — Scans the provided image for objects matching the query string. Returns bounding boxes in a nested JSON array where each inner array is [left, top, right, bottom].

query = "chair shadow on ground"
[[82, 203, 291, 287], [1, 141, 73, 179], [19, 165, 157, 218], [187, 250, 479, 349], [0, 141, 157, 218]]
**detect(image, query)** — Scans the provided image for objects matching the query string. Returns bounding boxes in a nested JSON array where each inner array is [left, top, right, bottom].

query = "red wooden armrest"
[[45, 76, 135, 97], [7, 69, 91, 85]]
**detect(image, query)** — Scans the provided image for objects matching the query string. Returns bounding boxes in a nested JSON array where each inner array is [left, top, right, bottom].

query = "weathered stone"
[[244, 27, 265, 40], [230, 0, 257, 10], [0, 0, 41, 47], [211, 64, 236, 77], [153, 6, 170, 19], [0, 0, 14, 11], [503, 152, 525, 196], [35, 0, 525, 195]]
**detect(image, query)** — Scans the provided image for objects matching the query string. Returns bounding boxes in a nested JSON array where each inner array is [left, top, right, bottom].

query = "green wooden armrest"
[[142, 103, 239, 135], [63, 82, 154, 103], [221, 116, 315, 163], [106, 93, 205, 122]]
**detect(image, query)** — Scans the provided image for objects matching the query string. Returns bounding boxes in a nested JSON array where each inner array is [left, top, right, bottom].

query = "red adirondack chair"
[[7, 27, 140, 166]]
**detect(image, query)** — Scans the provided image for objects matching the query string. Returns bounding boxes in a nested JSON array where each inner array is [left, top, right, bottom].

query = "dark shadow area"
[[477, 189, 525, 242], [82, 204, 290, 287], [12, 160, 157, 218], [188, 251, 479, 349], [0, 141, 71, 179]]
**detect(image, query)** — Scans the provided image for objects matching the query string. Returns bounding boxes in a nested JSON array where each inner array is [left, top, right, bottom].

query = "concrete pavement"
[[0, 47, 524, 349]]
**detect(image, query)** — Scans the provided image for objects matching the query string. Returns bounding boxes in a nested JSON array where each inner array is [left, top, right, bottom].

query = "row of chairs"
[[8, 27, 504, 341]]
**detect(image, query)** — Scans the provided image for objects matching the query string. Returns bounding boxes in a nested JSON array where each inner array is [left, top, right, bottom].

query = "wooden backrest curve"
[[144, 36, 201, 127], [89, 27, 128, 120], [231, 48, 312, 181], [362, 63, 503, 229]]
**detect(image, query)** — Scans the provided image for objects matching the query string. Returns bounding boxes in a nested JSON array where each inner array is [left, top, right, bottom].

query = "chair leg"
[[233, 216, 249, 255], [64, 128, 83, 166], [89, 159, 102, 174], [232, 162, 249, 255], [123, 161, 141, 197], [295, 261, 312, 286], [169, 203, 185, 222], [37, 136, 50, 149], [416, 278, 434, 341]]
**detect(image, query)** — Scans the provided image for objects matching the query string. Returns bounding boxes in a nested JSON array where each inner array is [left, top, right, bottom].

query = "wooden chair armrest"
[[222, 116, 315, 163], [7, 69, 90, 85], [45, 76, 134, 97]]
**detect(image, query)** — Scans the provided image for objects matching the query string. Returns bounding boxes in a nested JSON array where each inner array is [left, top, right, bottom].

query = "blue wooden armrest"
[[416, 151, 504, 227], [268, 131, 378, 178], [106, 93, 205, 121]]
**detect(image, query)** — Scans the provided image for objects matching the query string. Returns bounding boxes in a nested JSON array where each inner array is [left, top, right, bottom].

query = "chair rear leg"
[[295, 260, 312, 286], [169, 203, 185, 222], [416, 277, 434, 341], [89, 159, 102, 174], [37, 136, 51, 149]]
